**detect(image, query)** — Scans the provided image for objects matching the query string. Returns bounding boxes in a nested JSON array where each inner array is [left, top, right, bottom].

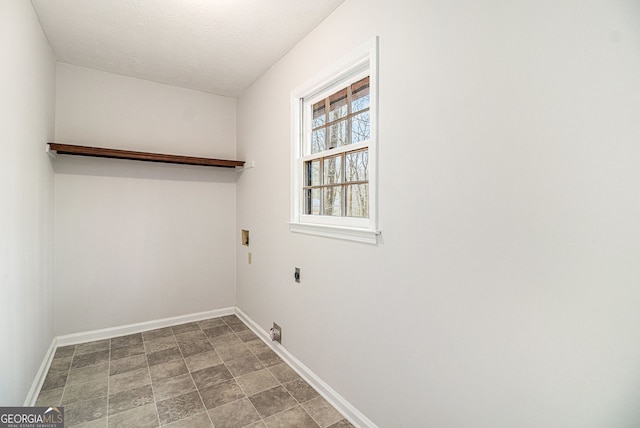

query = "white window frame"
[[289, 37, 379, 244]]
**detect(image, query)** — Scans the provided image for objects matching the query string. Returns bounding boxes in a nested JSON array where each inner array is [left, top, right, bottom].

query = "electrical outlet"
[[270, 323, 282, 343], [294, 267, 300, 283]]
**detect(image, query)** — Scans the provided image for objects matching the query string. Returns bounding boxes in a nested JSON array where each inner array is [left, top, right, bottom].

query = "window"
[[290, 38, 379, 243]]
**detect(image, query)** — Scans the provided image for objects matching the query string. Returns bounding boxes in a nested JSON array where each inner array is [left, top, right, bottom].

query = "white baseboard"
[[24, 337, 58, 406], [235, 307, 377, 428], [56, 307, 235, 346]]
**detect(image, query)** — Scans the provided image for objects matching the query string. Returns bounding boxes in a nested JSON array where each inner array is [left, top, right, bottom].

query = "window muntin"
[[310, 76, 370, 154], [303, 77, 370, 219], [303, 147, 369, 218]]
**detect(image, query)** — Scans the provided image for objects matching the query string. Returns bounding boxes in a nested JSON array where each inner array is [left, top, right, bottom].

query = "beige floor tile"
[[156, 391, 205, 426], [208, 397, 261, 428], [269, 363, 300, 384], [67, 363, 109, 386], [248, 386, 297, 419], [301, 396, 344, 428], [107, 403, 158, 428], [108, 368, 151, 394], [184, 350, 222, 372], [62, 378, 108, 405], [163, 412, 213, 428], [152, 373, 196, 401], [237, 369, 280, 396], [262, 405, 319, 428]]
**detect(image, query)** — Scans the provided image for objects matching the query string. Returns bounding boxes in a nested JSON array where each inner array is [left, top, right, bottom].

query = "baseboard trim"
[[24, 337, 58, 406], [235, 307, 377, 428], [56, 307, 235, 346]]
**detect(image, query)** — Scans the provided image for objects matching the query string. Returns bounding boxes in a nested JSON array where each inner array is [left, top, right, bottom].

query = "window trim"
[[289, 37, 379, 244]]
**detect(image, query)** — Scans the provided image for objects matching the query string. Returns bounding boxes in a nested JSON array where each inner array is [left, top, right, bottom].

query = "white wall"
[[54, 64, 238, 335], [236, 1, 640, 426], [0, 0, 56, 405]]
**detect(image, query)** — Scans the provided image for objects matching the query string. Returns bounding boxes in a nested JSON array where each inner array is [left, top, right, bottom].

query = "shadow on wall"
[[52, 154, 240, 184]]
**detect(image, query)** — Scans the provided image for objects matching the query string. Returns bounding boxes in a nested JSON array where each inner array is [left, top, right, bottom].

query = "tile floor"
[[36, 315, 355, 428]]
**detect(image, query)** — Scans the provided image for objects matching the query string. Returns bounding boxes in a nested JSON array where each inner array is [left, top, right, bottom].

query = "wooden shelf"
[[48, 143, 245, 168]]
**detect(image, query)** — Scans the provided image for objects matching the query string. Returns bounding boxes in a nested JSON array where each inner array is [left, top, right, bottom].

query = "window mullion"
[[347, 85, 353, 147], [319, 157, 325, 215], [341, 152, 347, 216], [324, 98, 329, 152]]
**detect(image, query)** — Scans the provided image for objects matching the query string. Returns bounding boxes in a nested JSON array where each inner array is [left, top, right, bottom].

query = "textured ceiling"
[[31, 0, 345, 97]]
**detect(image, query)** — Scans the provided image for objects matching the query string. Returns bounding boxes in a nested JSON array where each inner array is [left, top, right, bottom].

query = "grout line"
[[198, 320, 227, 427], [142, 334, 161, 428], [58, 346, 76, 407], [237, 322, 323, 428], [222, 318, 266, 426], [174, 322, 216, 427], [261, 403, 316, 427], [106, 340, 111, 427]]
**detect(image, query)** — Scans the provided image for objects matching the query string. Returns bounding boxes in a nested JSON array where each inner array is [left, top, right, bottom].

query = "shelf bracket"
[[236, 161, 255, 171], [46, 143, 57, 159]]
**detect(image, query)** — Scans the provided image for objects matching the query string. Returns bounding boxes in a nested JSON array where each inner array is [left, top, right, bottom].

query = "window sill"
[[288, 222, 380, 244]]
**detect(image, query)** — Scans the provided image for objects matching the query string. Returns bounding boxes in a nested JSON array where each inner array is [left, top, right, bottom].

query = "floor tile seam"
[[242, 394, 265, 426], [243, 384, 274, 398], [54, 345, 79, 404], [202, 341, 224, 367], [204, 394, 252, 416], [265, 364, 288, 385], [261, 402, 314, 426], [64, 351, 109, 425], [60, 390, 110, 408], [237, 320, 273, 359], [105, 341, 112, 427], [145, 335, 163, 428], [299, 399, 333, 428], [202, 329, 230, 360], [284, 382, 316, 407], [56, 365, 73, 405], [141, 329, 172, 344], [173, 329, 216, 428], [58, 346, 95, 405], [234, 372, 280, 398], [176, 336, 216, 361], [248, 382, 297, 414], [247, 366, 323, 425]]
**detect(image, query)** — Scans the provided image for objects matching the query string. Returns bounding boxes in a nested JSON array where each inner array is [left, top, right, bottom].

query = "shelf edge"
[[48, 143, 244, 168]]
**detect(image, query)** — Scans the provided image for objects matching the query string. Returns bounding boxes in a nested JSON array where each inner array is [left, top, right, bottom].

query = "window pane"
[[323, 155, 342, 185], [306, 160, 320, 186], [351, 77, 370, 113], [351, 111, 370, 144], [346, 184, 369, 218], [323, 186, 342, 216], [329, 88, 348, 122], [329, 120, 347, 149], [345, 150, 368, 182], [312, 100, 326, 129], [312, 128, 326, 153], [305, 188, 321, 215]]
